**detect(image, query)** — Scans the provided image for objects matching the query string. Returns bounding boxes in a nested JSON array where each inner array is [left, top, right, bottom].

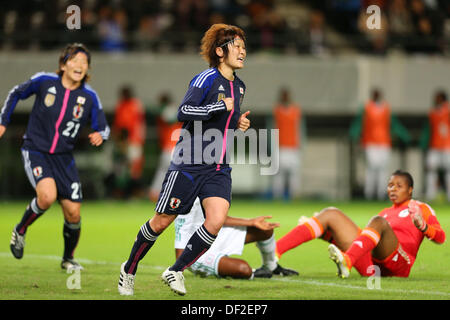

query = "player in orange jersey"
[[149, 92, 183, 201], [276, 170, 445, 278], [112, 85, 146, 197], [420, 90, 450, 202], [272, 87, 304, 200], [350, 89, 411, 200]]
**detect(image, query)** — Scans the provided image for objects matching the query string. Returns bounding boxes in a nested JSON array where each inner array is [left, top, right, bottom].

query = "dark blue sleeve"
[[177, 81, 227, 122], [88, 89, 110, 140], [0, 75, 41, 126]]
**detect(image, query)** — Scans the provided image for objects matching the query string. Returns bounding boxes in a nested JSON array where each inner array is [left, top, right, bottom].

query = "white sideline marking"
[[1, 252, 449, 297]]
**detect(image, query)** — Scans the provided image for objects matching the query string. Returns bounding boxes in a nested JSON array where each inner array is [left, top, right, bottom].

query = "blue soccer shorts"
[[21, 148, 83, 202], [155, 167, 232, 215]]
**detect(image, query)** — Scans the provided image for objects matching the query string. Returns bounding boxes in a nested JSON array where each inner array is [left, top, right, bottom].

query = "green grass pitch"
[[0, 199, 449, 300]]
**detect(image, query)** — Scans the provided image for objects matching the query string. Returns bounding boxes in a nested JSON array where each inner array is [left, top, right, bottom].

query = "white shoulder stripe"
[[193, 69, 216, 88], [84, 84, 103, 110], [192, 68, 213, 87], [424, 203, 436, 216], [1, 85, 19, 117], [30, 72, 58, 80]]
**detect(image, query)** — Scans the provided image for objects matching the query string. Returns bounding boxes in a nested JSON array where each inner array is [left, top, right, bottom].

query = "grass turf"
[[0, 199, 449, 301]]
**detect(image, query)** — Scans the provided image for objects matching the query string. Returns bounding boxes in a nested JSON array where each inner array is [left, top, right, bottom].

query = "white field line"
[[1, 252, 449, 297]]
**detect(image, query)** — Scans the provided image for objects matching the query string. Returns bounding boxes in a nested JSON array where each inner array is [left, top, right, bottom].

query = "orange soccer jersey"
[[157, 118, 182, 152], [113, 98, 146, 145], [429, 102, 450, 150], [361, 101, 391, 147], [378, 200, 445, 263], [273, 103, 302, 148]]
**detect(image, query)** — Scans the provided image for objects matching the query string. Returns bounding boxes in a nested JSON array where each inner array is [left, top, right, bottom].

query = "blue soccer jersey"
[[1, 72, 110, 153], [170, 68, 246, 172]]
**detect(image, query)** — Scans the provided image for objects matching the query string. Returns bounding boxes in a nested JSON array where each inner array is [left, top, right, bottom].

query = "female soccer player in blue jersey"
[[0, 43, 110, 270], [118, 24, 251, 296]]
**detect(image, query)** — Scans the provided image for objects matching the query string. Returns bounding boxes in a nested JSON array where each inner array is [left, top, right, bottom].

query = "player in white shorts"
[[174, 198, 299, 279]]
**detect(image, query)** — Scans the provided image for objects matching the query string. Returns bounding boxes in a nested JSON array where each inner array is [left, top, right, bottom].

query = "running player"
[[276, 170, 445, 277], [0, 43, 110, 270], [174, 198, 298, 279], [118, 24, 251, 296]]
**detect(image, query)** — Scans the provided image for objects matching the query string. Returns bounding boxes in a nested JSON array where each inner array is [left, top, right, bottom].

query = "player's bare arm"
[[224, 216, 279, 231]]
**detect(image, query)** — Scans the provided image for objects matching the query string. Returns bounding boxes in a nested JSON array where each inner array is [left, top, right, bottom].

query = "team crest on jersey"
[[44, 93, 55, 107], [169, 197, 181, 210], [77, 96, 86, 104], [73, 104, 84, 119], [33, 166, 43, 178], [240, 87, 244, 94], [73, 97, 86, 119], [217, 93, 226, 102], [398, 209, 409, 218]]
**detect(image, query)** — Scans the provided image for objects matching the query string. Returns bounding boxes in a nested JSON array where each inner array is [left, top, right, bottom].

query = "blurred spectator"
[[387, 0, 414, 48], [0, 0, 448, 54], [407, 0, 444, 53], [419, 90, 450, 202], [149, 92, 182, 202], [357, 2, 389, 55], [174, 0, 209, 32], [134, 15, 160, 50], [308, 9, 328, 56], [110, 85, 146, 198], [272, 87, 304, 201], [350, 88, 411, 200], [326, 0, 361, 35], [97, 6, 127, 52], [245, 0, 287, 51]]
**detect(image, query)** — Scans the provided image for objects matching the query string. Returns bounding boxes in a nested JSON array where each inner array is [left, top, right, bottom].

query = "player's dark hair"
[[57, 43, 91, 83], [120, 85, 133, 100], [392, 170, 414, 188], [435, 90, 447, 104], [371, 88, 382, 102], [200, 24, 246, 68]]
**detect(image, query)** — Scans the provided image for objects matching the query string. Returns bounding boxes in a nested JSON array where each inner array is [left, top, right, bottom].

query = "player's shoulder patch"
[[191, 68, 218, 89]]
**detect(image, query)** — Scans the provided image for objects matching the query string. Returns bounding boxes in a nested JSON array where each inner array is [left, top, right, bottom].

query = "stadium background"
[[0, 0, 449, 201]]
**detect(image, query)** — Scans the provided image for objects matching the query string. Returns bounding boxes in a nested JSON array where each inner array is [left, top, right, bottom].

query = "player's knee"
[[203, 219, 224, 236], [318, 207, 342, 222], [65, 211, 80, 224], [236, 262, 253, 279], [150, 216, 172, 233], [319, 206, 340, 215], [37, 192, 57, 209], [367, 215, 387, 229]]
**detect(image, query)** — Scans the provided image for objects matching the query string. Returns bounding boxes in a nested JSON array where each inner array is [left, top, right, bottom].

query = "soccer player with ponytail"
[[0, 43, 109, 270]]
